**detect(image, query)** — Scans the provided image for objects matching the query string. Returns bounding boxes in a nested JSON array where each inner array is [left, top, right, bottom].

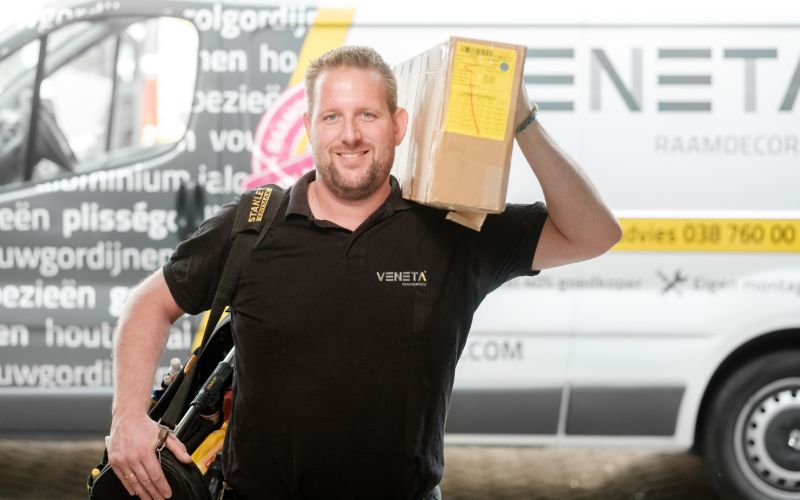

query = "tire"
[[702, 350, 800, 500]]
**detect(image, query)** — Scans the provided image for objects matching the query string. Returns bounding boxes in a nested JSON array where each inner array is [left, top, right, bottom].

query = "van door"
[[0, 12, 201, 434]]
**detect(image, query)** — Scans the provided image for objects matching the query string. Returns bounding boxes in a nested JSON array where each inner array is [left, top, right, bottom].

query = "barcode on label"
[[461, 45, 493, 57]]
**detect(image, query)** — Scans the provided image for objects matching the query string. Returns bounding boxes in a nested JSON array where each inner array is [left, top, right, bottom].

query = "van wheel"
[[702, 350, 800, 500]]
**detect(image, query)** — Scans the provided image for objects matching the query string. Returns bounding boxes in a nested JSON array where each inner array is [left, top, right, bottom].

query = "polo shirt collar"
[[285, 169, 413, 220]]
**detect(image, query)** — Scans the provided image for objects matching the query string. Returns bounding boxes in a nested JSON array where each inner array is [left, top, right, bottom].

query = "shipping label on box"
[[392, 37, 526, 230]]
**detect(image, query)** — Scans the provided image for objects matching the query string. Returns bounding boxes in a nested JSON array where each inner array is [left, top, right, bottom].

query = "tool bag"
[[87, 184, 286, 500]]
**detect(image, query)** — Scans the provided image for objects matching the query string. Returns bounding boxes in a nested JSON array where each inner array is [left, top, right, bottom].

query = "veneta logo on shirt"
[[376, 271, 428, 287]]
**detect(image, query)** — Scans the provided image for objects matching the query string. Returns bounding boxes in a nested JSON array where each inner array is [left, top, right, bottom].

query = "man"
[[108, 46, 621, 500]]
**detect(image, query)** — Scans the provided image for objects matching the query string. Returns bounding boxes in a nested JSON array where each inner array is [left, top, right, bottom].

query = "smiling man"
[[306, 66, 401, 202], [301, 60, 408, 230], [107, 46, 621, 500]]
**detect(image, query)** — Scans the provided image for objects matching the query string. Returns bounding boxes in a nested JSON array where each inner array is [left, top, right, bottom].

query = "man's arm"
[[107, 270, 192, 500], [514, 84, 622, 271]]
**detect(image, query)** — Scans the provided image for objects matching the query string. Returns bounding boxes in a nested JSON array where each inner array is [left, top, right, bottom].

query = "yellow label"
[[614, 219, 800, 253], [445, 42, 517, 141]]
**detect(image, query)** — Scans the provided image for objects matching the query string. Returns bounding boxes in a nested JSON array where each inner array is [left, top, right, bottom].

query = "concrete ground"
[[0, 439, 721, 499]]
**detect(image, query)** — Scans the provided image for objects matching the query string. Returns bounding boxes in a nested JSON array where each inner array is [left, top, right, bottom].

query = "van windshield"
[[0, 17, 197, 189]]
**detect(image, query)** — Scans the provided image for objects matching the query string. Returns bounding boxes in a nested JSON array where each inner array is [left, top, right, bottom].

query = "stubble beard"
[[315, 149, 394, 201]]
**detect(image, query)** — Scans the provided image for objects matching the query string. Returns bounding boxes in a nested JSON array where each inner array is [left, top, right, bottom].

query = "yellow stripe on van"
[[614, 218, 800, 253], [289, 9, 354, 87]]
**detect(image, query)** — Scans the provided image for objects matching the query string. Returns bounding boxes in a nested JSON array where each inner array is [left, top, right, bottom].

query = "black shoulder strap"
[[200, 184, 285, 353], [160, 184, 285, 429]]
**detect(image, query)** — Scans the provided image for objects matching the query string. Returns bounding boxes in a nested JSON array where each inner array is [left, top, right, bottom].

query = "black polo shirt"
[[163, 170, 548, 500]]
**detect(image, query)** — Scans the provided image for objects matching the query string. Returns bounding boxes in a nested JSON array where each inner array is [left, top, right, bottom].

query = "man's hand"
[[515, 81, 534, 128], [108, 412, 192, 500], [108, 270, 188, 498]]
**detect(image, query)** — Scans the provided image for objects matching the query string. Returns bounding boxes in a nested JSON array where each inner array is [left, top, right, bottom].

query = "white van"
[[0, 1, 798, 499]]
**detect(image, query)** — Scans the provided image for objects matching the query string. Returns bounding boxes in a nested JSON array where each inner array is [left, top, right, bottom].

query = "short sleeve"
[[162, 201, 239, 315], [468, 202, 548, 299]]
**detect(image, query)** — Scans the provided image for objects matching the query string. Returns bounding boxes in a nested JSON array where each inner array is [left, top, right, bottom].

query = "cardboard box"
[[392, 37, 526, 230]]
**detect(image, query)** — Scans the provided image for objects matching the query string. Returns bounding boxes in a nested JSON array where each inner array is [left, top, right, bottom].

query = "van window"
[[0, 40, 40, 95], [0, 38, 40, 186], [0, 17, 198, 187], [0, 22, 90, 95]]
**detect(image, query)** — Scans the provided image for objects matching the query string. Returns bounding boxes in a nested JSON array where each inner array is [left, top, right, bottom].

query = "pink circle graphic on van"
[[246, 82, 313, 189]]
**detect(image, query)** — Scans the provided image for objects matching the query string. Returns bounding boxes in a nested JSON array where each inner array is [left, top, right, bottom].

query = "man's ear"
[[392, 108, 409, 146]]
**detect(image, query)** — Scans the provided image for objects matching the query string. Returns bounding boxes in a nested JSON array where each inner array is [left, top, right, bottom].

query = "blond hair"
[[305, 46, 398, 115]]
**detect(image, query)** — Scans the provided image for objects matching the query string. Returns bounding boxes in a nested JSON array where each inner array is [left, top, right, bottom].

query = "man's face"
[[304, 66, 407, 201]]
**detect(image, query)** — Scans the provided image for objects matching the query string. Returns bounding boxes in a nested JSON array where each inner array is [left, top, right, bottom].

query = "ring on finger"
[[126, 472, 137, 482]]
